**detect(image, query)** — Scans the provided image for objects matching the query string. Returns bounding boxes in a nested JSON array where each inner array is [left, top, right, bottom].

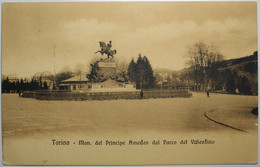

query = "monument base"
[[89, 78, 137, 92], [98, 59, 116, 78]]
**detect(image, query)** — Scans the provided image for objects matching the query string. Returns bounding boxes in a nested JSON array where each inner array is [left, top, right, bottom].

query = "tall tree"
[[2, 77, 10, 93], [127, 59, 137, 82], [136, 54, 144, 89], [127, 54, 155, 89], [186, 41, 224, 91], [143, 56, 155, 89], [43, 81, 49, 90]]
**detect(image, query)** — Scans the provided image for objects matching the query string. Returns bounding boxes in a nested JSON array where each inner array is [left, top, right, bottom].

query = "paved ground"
[[1, 93, 258, 165], [2, 92, 257, 138]]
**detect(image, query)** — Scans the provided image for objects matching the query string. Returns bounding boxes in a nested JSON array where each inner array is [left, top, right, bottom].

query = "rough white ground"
[[1, 93, 258, 165]]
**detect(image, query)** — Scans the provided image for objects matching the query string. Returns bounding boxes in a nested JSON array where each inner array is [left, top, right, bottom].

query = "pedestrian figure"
[[19, 90, 22, 97], [207, 89, 210, 97], [140, 90, 144, 99]]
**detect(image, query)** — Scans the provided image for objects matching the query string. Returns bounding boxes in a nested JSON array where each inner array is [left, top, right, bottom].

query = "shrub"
[[22, 90, 192, 101]]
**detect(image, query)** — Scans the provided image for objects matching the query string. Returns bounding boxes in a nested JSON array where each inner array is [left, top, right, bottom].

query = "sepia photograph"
[[1, 1, 258, 165]]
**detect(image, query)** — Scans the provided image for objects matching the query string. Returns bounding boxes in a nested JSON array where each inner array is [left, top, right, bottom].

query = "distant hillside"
[[217, 51, 258, 95], [154, 68, 176, 75], [155, 51, 258, 76], [216, 51, 257, 70]]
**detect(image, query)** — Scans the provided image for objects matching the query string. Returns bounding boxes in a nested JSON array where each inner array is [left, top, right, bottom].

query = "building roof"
[[61, 74, 88, 83]]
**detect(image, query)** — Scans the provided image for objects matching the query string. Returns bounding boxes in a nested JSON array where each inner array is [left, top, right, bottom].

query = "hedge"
[[22, 89, 192, 101]]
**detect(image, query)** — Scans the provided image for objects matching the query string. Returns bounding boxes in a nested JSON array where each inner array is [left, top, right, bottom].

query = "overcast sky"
[[2, 2, 258, 78]]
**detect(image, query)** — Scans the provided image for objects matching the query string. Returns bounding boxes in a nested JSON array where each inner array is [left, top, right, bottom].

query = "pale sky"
[[1, 2, 258, 78]]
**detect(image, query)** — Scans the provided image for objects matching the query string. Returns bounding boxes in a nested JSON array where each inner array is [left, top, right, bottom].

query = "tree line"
[[184, 41, 257, 95], [2, 78, 49, 93]]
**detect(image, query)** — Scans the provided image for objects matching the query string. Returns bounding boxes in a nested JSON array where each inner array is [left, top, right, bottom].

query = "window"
[[73, 85, 76, 90]]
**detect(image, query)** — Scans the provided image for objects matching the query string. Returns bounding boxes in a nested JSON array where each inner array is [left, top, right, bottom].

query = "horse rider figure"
[[95, 41, 117, 59], [107, 41, 112, 50]]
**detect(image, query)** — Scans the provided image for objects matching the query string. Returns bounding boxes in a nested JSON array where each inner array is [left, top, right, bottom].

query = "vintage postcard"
[[1, 1, 258, 165]]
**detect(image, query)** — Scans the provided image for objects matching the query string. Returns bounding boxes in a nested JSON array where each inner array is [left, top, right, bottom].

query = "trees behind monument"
[[86, 53, 156, 89], [184, 41, 258, 95], [128, 54, 155, 89]]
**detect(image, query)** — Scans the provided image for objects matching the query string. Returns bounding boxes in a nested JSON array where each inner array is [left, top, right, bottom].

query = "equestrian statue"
[[95, 41, 117, 59]]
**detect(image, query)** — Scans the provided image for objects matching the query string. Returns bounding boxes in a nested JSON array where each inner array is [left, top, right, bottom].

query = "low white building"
[[59, 74, 88, 91], [59, 75, 137, 92]]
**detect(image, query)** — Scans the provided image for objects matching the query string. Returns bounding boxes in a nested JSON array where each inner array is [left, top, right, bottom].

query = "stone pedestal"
[[98, 59, 116, 78]]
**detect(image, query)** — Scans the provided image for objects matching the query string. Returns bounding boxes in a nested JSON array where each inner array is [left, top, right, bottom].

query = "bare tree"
[[55, 67, 74, 86], [115, 58, 128, 81], [74, 63, 86, 88], [186, 41, 224, 91]]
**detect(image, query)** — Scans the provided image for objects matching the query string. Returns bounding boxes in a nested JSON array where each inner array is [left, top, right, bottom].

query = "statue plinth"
[[98, 62, 116, 68], [98, 59, 116, 78]]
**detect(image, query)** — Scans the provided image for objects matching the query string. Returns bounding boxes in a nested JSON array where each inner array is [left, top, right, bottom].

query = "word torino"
[[52, 139, 70, 145]]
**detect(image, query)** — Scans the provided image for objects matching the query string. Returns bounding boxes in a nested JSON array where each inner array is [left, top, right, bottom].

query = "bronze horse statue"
[[95, 41, 117, 59]]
